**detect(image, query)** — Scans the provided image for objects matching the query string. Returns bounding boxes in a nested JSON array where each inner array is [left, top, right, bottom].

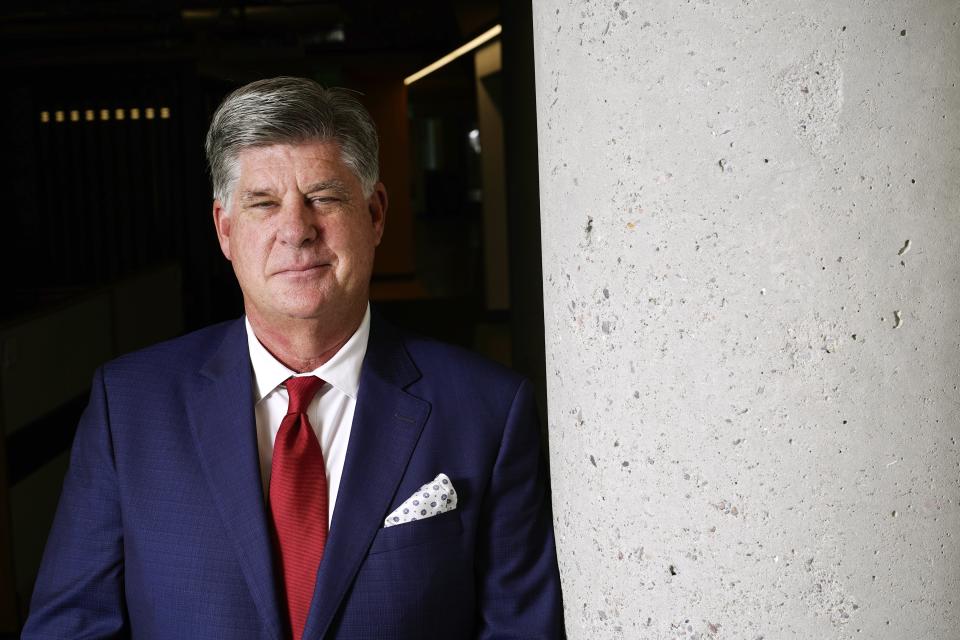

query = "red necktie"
[[269, 376, 328, 640]]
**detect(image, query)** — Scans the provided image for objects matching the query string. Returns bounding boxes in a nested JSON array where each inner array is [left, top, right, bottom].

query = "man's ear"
[[212, 199, 233, 261], [368, 182, 388, 247]]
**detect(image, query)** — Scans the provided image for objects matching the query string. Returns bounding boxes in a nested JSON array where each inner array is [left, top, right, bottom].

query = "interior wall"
[[475, 41, 510, 312], [349, 62, 417, 279], [501, 0, 549, 418]]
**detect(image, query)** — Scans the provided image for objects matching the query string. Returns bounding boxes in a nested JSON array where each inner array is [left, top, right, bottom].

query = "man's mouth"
[[276, 263, 332, 275]]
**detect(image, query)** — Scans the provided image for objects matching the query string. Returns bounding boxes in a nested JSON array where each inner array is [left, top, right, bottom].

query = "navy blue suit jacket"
[[23, 314, 563, 639]]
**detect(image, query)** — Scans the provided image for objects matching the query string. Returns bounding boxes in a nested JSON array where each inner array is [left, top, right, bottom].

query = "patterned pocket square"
[[384, 473, 458, 528]]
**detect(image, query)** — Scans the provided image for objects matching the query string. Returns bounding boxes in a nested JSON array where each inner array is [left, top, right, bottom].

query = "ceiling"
[[0, 0, 500, 71]]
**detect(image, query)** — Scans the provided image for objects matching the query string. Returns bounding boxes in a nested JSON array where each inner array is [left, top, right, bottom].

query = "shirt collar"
[[245, 304, 371, 403]]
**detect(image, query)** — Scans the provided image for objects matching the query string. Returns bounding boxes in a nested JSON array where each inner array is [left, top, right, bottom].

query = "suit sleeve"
[[475, 378, 564, 639], [21, 367, 130, 639]]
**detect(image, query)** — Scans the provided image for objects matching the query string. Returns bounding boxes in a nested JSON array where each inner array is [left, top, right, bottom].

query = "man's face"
[[212, 141, 386, 327]]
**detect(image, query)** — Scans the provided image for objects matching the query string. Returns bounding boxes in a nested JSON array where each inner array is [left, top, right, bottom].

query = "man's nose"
[[276, 198, 319, 247]]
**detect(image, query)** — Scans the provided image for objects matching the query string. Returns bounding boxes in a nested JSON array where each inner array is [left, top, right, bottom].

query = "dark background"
[[0, 0, 545, 631]]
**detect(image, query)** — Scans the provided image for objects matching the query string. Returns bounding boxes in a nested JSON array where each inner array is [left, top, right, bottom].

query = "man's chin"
[[278, 302, 334, 321], [276, 295, 360, 322], [272, 286, 336, 313], [246, 285, 366, 326], [244, 296, 330, 324]]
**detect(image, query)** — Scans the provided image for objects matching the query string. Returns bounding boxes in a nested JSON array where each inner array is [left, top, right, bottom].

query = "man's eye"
[[310, 197, 339, 206]]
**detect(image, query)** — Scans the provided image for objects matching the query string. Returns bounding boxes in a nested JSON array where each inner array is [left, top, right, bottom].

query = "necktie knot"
[[284, 375, 323, 414]]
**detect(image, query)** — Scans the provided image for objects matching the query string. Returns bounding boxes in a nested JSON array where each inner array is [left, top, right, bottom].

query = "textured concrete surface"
[[532, 2, 960, 638]]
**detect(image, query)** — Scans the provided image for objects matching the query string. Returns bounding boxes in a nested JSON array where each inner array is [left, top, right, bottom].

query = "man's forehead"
[[233, 141, 355, 191], [235, 140, 343, 170]]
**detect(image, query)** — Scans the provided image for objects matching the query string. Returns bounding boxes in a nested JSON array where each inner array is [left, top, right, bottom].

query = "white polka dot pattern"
[[383, 473, 458, 528]]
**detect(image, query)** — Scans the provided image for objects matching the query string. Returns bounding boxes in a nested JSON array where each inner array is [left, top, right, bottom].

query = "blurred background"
[[0, 0, 545, 632]]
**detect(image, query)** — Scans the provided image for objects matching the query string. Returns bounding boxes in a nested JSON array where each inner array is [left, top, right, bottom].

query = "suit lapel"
[[186, 319, 284, 640], [303, 316, 430, 640]]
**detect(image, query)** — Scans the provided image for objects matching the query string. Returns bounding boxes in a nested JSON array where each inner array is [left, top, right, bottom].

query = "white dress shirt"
[[244, 305, 371, 527]]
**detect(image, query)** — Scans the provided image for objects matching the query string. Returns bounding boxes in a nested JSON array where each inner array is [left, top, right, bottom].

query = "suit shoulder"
[[383, 326, 538, 442], [397, 329, 526, 393], [102, 319, 240, 380]]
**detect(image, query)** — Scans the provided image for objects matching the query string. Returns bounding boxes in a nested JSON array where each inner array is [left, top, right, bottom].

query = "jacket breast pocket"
[[367, 509, 462, 555]]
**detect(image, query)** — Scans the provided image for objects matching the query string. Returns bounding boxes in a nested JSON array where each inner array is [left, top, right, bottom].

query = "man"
[[23, 77, 562, 639]]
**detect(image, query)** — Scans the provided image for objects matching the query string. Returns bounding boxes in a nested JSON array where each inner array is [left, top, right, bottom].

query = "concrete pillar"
[[532, 2, 960, 638]]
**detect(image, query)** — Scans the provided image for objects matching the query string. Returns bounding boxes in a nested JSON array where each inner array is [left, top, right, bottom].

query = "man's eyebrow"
[[238, 189, 276, 202], [303, 180, 349, 196], [236, 180, 349, 203]]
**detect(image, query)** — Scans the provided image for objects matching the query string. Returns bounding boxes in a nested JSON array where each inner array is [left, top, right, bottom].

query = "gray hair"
[[205, 77, 380, 205]]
